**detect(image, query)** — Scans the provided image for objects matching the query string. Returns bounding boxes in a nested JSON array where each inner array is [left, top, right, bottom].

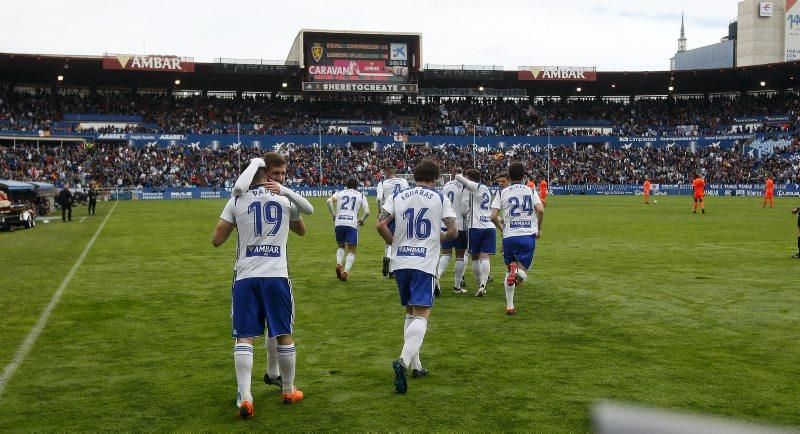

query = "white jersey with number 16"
[[382, 187, 456, 275]]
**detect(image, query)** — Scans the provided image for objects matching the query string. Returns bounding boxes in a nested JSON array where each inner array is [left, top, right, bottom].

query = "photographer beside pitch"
[[211, 152, 314, 419], [377, 159, 458, 394], [491, 162, 544, 315]]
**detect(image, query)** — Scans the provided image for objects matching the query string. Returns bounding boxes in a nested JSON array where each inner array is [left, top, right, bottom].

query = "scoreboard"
[[294, 31, 421, 93]]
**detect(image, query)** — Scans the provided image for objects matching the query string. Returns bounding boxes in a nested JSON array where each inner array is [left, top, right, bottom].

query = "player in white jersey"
[[326, 178, 370, 281], [437, 174, 469, 295], [490, 162, 544, 316], [456, 169, 497, 297], [375, 165, 410, 277], [212, 153, 314, 419], [377, 159, 457, 394]]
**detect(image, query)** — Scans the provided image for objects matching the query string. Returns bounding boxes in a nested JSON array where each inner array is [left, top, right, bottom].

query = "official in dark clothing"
[[58, 186, 73, 223], [88, 187, 98, 216]]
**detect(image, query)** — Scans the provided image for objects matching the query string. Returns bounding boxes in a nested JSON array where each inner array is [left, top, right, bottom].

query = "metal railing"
[[213, 58, 299, 66], [424, 64, 504, 71]]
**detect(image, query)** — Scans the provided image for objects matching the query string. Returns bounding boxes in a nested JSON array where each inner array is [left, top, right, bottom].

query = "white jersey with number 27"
[[377, 177, 410, 206], [382, 187, 456, 275]]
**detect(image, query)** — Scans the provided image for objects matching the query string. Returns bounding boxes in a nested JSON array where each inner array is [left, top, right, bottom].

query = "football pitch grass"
[[1, 196, 798, 431]]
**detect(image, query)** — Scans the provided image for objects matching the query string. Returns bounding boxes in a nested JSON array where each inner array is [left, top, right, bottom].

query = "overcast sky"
[[0, 0, 738, 71]]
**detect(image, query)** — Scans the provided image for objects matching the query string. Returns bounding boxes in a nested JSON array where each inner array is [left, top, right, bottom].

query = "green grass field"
[[1, 196, 798, 432]]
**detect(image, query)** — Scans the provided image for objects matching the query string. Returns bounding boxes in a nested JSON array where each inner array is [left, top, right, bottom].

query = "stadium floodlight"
[[668, 86, 674, 92], [282, 82, 288, 88], [478, 86, 485, 91], [611, 84, 616, 88], [576, 87, 582, 92], [174, 79, 181, 85], [57, 75, 63, 81], [760, 81, 766, 87]]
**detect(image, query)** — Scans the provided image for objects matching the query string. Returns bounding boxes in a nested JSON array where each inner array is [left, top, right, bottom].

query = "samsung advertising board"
[[302, 32, 420, 93]]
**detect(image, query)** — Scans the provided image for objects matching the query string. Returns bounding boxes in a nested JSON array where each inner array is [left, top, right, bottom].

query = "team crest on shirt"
[[246, 244, 281, 257], [397, 245, 427, 257], [311, 43, 323, 63]]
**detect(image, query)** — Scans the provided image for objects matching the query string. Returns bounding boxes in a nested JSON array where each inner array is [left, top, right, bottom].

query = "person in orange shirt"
[[762, 175, 774, 209], [539, 179, 548, 207], [643, 178, 652, 204], [526, 178, 536, 189], [692, 173, 705, 214]]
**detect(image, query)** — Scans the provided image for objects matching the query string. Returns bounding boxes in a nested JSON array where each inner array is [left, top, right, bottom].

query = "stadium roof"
[[2, 51, 800, 96]]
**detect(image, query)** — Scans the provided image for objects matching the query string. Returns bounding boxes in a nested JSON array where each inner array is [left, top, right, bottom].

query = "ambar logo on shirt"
[[246, 245, 282, 257], [397, 245, 427, 257]]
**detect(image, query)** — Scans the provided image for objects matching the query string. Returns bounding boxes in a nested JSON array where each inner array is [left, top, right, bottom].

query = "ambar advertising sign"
[[518, 66, 597, 81], [102, 54, 195, 72]]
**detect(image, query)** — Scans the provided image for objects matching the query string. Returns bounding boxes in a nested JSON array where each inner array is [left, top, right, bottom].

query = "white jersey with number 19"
[[220, 186, 300, 280], [491, 183, 542, 238], [382, 187, 457, 275]]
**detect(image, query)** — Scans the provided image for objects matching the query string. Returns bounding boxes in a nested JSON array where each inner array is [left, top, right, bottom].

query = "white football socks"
[[336, 248, 345, 266], [265, 336, 279, 379], [454, 258, 466, 288], [400, 316, 427, 369], [403, 314, 422, 370], [517, 268, 528, 283], [472, 259, 481, 285], [384, 245, 392, 257], [504, 273, 515, 309], [436, 254, 451, 279], [345, 253, 355, 272], [277, 344, 296, 394], [234, 342, 254, 401], [479, 259, 490, 286]]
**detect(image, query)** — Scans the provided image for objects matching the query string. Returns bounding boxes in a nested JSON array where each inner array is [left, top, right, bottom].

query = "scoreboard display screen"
[[301, 32, 420, 92]]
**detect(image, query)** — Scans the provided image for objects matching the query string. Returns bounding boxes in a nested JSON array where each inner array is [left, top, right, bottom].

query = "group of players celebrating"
[[212, 153, 545, 419], [212, 152, 799, 419]]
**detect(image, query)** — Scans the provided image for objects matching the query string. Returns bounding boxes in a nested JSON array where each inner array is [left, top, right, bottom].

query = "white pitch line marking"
[[0, 201, 118, 398]]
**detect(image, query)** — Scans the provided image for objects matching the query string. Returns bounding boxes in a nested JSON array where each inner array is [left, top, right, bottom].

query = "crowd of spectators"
[[2, 90, 800, 137], [2, 138, 798, 189]]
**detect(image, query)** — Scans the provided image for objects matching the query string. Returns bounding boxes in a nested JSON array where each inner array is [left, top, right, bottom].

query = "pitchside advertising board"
[[124, 184, 800, 200], [302, 33, 420, 93]]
